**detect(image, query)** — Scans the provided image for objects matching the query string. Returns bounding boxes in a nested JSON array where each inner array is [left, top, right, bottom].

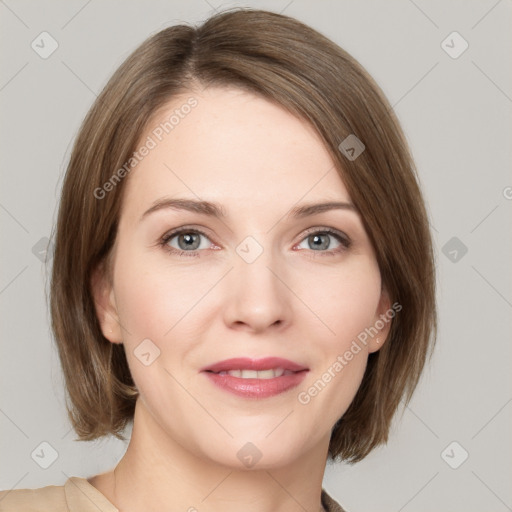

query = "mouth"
[[200, 356, 308, 374], [205, 368, 299, 379], [200, 357, 309, 398]]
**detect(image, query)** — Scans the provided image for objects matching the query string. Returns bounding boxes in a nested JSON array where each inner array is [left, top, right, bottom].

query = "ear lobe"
[[90, 263, 123, 344], [368, 287, 393, 354]]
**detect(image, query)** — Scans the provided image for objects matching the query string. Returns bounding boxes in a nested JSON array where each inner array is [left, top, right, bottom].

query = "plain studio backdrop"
[[0, 1, 511, 511]]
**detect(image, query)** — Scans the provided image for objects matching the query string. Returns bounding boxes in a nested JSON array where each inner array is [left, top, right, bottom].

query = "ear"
[[90, 262, 123, 344], [368, 286, 393, 354]]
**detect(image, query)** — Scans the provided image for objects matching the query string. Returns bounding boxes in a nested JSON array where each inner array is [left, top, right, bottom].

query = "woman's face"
[[94, 86, 391, 468]]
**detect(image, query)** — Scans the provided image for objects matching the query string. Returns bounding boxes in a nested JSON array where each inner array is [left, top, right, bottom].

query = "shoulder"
[[0, 482, 67, 511], [321, 487, 349, 512], [0, 476, 118, 512]]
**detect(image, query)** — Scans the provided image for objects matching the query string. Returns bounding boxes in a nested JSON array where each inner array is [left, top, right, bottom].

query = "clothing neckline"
[[64, 476, 342, 512], [64, 477, 119, 511]]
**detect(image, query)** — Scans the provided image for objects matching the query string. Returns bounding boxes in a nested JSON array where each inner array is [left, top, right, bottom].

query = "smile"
[[211, 368, 296, 379]]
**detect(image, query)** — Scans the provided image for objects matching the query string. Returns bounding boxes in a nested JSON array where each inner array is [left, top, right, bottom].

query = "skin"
[[89, 86, 392, 512]]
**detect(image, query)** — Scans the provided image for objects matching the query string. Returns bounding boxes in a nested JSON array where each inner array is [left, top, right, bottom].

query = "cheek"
[[297, 276, 379, 425], [116, 276, 171, 338], [113, 248, 203, 338], [299, 256, 382, 347], [111, 249, 212, 387], [295, 257, 381, 410]]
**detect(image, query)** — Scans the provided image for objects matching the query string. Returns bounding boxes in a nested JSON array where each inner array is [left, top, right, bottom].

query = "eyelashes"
[[159, 226, 352, 259], [160, 228, 212, 258]]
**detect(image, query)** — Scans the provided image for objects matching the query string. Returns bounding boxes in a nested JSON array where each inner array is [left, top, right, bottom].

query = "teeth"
[[216, 368, 292, 379]]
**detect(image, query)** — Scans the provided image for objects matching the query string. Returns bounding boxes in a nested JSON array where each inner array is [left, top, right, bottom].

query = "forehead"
[[122, 86, 351, 220]]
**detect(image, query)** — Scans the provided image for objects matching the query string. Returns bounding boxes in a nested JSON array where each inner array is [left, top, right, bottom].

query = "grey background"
[[1, 1, 511, 511]]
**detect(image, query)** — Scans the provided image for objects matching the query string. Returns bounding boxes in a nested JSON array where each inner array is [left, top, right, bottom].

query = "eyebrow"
[[139, 197, 357, 222]]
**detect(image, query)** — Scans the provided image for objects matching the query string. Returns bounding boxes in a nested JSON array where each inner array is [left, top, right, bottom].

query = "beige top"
[[0, 477, 347, 512]]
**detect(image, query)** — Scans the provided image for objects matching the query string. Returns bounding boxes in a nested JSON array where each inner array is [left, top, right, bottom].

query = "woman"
[[0, 8, 436, 512]]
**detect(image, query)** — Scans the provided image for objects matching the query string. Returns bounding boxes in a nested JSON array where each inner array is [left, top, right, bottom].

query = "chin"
[[198, 436, 308, 471]]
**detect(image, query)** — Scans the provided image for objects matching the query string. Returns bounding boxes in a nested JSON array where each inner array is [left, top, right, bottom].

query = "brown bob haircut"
[[49, 7, 436, 463]]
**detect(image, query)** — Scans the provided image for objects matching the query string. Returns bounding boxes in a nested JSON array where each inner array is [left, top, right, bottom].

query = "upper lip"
[[201, 357, 308, 373]]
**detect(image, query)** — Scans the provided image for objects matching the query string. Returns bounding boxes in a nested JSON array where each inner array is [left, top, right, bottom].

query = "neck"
[[101, 398, 330, 512]]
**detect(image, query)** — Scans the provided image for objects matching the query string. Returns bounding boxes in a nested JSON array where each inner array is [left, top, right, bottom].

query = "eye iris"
[[178, 233, 200, 250], [309, 233, 329, 250]]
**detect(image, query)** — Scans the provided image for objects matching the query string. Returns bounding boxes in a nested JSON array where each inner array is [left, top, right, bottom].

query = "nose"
[[222, 243, 292, 334]]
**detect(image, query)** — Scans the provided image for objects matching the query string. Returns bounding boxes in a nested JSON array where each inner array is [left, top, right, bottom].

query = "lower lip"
[[202, 370, 308, 398]]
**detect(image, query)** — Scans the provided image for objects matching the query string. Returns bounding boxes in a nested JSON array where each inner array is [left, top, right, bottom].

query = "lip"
[[200, 357, 309, 399], [200, 357, 308, 373]]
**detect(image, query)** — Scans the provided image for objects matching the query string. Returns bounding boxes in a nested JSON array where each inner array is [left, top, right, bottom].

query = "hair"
[[49, 7, 437, 463]]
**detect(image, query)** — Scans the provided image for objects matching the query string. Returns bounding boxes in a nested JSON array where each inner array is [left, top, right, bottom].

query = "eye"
[[159, 226, 351, 258], [160, 228, 214, 258], [295, 228, 351, 256]]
